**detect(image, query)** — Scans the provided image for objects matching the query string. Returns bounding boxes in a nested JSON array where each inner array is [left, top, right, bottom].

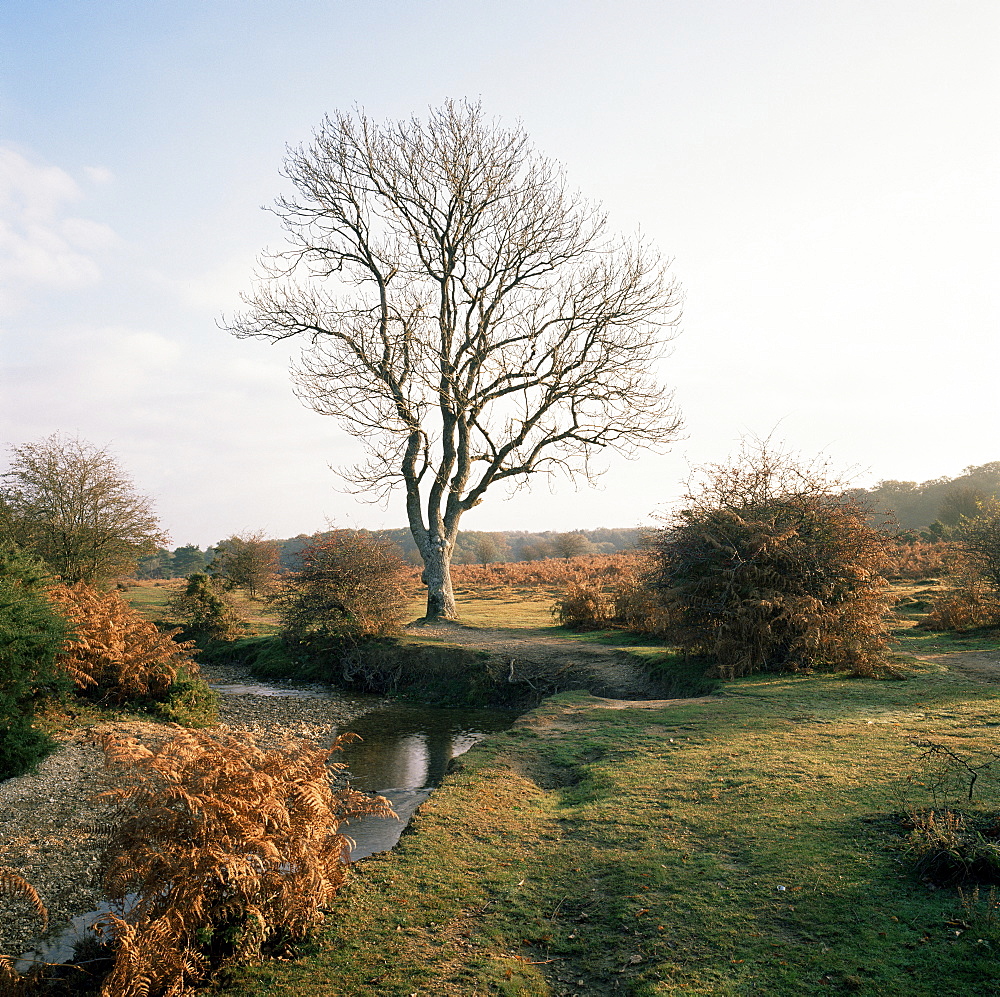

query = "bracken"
[[92, 727, 394, 997]]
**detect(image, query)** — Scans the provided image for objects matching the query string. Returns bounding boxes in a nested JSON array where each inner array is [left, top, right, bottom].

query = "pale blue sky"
[[1, 1, 997, 547]]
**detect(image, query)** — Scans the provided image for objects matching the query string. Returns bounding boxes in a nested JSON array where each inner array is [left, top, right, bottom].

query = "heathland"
[[132, 566, 1000, 997], [4, 552, 1000, 996]]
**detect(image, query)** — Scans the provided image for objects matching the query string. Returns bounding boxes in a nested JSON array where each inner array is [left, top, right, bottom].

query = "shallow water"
[[336, 701, 516, 858]]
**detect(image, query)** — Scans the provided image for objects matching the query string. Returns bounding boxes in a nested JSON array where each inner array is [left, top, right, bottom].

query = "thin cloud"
[[0, 147, 117, 310]]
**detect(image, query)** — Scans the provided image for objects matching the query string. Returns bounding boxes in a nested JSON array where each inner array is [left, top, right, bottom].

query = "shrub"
[[649, 442, 897, 678], [274, 531, 407, 666], [47, 582, 198, 702], [551, 553, 675, 634], [885, 539, 954, 580], [167, 572, 248, 645], [0, 545, 69, 778], [924, 564, 1000, 631], [553, 579, 614, 629], [93, 728, 393, 996]]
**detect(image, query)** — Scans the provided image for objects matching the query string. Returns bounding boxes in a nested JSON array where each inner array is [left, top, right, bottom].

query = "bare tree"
[[0, 434, 167, 583], [227, 101, 683, 619], [209, 531, 280, 598]]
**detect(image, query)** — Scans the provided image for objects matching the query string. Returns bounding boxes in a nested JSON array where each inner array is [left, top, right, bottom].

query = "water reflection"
[[336, 703, 516, 859]]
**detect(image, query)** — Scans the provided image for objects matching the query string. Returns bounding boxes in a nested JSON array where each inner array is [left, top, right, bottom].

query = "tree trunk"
[[421, 542, 458, 620]]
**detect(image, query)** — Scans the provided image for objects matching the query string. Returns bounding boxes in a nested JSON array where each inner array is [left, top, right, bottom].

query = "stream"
[[16, 682, 517, 970]]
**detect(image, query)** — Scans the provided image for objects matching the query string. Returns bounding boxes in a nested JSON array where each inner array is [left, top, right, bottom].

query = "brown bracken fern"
[[93, 727, 393, 997], [0, 866, 47, 992], [48, 582, 197, 700]]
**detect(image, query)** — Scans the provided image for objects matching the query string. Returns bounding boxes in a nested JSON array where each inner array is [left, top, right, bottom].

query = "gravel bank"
[[0, 664, 377, 964]]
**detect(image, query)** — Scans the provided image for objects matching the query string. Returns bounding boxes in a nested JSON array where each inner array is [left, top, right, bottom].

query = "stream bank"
[[0, 659, 517, 968]]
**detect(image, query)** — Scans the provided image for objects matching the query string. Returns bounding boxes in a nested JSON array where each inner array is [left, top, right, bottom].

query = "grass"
[[208, 582, 1000, 997], [116, 573, 1000, 993], [123, 579, 282, 634]]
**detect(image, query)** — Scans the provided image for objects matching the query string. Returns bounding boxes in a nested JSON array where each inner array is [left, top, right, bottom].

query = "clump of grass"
[[958, 884, 1000, 944], [902, 809, 1000, 886]]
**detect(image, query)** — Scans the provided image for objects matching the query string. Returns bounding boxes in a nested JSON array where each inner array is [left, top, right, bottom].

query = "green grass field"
[[190, 580, 1000, 997]]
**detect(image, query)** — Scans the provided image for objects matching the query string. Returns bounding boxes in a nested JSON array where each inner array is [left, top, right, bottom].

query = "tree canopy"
[[0, 434, 167, 583], [228, 100, 682, 619]]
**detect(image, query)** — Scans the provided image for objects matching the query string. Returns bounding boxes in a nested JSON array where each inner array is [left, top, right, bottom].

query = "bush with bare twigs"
[[649, 443, 897, 678], [92, 727, 393, 997], [274, 531, 407, 667]]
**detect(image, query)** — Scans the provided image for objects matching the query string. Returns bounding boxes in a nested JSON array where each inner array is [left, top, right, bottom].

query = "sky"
[[1, 0, 997, 549]]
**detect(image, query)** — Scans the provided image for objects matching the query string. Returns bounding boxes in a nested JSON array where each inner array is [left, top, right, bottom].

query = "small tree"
[[274, 531, 407, 661], [210, 532, 280, 598], [0, 434, 167, 583], [650, 443, 896, 678], [167, 572, 248, 644]]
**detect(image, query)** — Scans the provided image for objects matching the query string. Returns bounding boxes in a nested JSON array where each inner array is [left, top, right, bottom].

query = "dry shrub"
[[449, 553, 647, 598], [924, 563, 1000, 632], [650, 443, 896, 679], [0, 866, 47, 990], [275, 531, 407, 661], [553, 579, 614, 629], [93, 727, 393, 997], [47, 582, 197, 701], [552, 554, 676, 633], [886, 540, 954, 580]]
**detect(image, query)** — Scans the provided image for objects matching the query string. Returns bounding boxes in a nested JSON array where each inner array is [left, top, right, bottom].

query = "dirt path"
[[408, 620, 662, 699], [915, 649, 1000, 682]]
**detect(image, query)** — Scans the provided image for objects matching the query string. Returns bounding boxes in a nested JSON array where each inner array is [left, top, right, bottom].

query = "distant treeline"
[[137, 460, 1000, 580], [136, 528, 642, 578], [851, 461, 1000, 534]]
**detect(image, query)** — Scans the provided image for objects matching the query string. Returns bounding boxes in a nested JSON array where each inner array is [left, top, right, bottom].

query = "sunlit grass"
[[218, 656, 1000, 997], [214, 581, 1000, 997]]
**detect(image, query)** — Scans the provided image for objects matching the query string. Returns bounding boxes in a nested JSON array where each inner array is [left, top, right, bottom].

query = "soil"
[[408, 620, 663, 699], [915, 649, 1000, 682]]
